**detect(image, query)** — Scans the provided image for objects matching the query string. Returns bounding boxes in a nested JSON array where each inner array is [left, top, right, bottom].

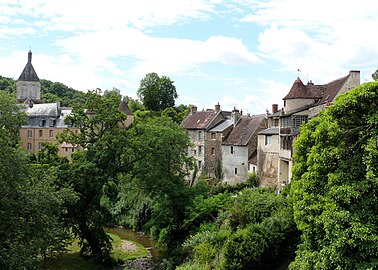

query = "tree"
[[137, 72, 178, 111], [290, 81, 378, 269], [58, 89, 128, 265], [0, 92, 70, 269]]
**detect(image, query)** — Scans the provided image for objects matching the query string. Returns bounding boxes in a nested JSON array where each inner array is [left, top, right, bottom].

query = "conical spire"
[[18, 50, 39, 82]]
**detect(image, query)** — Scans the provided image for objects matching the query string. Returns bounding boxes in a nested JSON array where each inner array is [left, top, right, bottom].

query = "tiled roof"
[[283, 78, 322, 100], [223, 114, 266, 146], [283, 74, 350, 102], [18, 51, 39, 82], [181, 110, 222, 130]]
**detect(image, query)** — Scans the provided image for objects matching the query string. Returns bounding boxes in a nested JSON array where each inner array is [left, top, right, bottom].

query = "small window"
[[198, 161, 202, 170], [39, 130, 43, 138], [49, 118, 56, 127], [211, 133, 216, 140], [39, 119, 45, 127], [72, 148, 75, 152], [198, 146, 202, 155], [253, 167, 256, 173], [64, 147, 68, 152], [211, 147, 215, 155], [231, 146, 234, 154], [234, 168, 238, 175], [27, 143, 32, 150], [27, 130, 32, 138], [49, 130, 53, 138], [38, 142, 43, 150], [193, 149, 197, 155], [265, 135, 272, 145], [198, 131, 203, 140]]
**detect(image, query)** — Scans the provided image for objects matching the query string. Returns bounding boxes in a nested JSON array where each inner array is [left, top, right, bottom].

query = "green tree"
[[372, 69, 378, 81], [290, 81, 378, 269], [58, 89, 128, 265], [137, 72, 178, 111], [0, 92, 70, 269]]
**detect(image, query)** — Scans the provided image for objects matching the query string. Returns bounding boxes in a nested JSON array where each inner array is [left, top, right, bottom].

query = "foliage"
[[0, 92, 71, 269], [37, 142, 68, 165], [179, 188, 299, 270], [290, 81, 378, 269], [137, 72, 178, 111], [40, 79, 87, 107], [372, 69, 378, 81], [247, 172, 259, 187], [0, 75, 16, 94], [57, 89, 128, 265]]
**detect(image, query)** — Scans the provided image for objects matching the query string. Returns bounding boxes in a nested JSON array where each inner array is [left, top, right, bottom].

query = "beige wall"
[[284, 98, 315, 112], [20, 127, 79, 158], [257, 134, 280, 188]]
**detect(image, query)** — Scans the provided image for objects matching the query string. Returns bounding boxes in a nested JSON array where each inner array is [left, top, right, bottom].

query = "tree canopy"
[[290, 81, 378, 269], [137, 72, 178, 111]]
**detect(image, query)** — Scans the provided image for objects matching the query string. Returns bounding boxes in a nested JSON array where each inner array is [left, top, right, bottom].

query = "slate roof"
[[259, 127, 279, 135], [181, 110, 222, 130], [283, 74, 350, 103], [18, 51, 39, 82], [209, 119, 233, 132], [118, 100, 133, 115], [223, 114, 266, 146]]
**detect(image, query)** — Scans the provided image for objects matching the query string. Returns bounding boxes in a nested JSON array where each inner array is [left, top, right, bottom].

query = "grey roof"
[[18, 51, 39, 82], [209, 119, 233, 132], [259, 127, 279, 135]]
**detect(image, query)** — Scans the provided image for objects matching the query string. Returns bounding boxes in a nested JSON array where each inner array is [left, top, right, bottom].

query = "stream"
[[107, 227, 167, 270]]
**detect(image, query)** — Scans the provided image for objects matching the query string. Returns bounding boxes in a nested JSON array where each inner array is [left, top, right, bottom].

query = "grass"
[[41, 232, 149, 270]]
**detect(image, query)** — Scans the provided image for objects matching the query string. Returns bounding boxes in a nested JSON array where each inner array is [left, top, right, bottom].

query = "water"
[[106, 227, 167, 262]]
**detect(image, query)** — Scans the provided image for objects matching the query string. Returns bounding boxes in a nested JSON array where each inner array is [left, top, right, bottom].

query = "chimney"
[[190, 105, 197, 114], [231, 107, 241, 127], [272, 104, 278, 113], [215, 102, 220, 112]]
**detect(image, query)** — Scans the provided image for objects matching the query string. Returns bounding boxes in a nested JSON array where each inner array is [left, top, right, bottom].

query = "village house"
[[257, 71, 360, 190], [181, 104, 231, 180], [221, 109, 267, 184]]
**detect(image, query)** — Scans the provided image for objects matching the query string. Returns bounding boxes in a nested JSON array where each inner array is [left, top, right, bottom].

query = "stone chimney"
[[272, 104, 278, 113], [215, 102, 220, 112], [190, 105, 197, 114], [231, 107, 241, 127]]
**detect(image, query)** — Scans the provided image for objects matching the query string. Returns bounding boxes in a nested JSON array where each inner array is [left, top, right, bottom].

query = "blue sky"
[[1, 0, 377, 114]]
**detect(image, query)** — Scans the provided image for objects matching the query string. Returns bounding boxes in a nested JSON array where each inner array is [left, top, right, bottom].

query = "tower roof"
[[283, 77, 322, 100], [18, 50, 39, 82]]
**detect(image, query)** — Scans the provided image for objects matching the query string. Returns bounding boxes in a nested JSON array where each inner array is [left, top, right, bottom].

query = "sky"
[[1, 0, 377, 114]]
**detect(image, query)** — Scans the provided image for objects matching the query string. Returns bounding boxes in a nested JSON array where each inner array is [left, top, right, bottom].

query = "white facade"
[[221, 145, 249, 184]]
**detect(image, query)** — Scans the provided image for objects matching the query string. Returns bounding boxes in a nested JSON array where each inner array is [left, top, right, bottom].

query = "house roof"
[[223, 114, 266, 146], [283, 78, 322, 100], [283, 73, 350, 102], [209, 119, 233, 132], [118, 100, 133, 115], [259, 127, 279, 135], [22, 103, 59, 117], [181, 110, 223, 130], [18, 51, 39, 82], [249, 149, 257, 165]]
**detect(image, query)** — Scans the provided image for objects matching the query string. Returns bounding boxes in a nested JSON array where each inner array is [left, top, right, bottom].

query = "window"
[[198, 161, 202, 170], [39, 130, 43, 138], [49, 130, 53, 138], [27, 143, 32, 150], [64, 147, 68, 152], [39, 119, 46, 127], [265, 135, 272, 145], [293, 116, 308, 128], [27, 130, 32, 138], [198, 146, 202, 155], [49, 118, 56, 127], [193, 149, 197, 155], [198, 131, 203, 140], [281, 136, 292, 150], [72, 148, 76, 152], [234, 168, 238, 175], [211, 147, 215, 155], [211, 132, 216, 140], [38, 142, 43, 150], [231, 146, 234, 154]]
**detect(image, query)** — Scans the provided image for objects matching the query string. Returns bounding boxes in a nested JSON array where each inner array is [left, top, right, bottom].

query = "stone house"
[[257, 71, 360, 190], [221, 110, 267, 184], [181, 104, 231, 179]]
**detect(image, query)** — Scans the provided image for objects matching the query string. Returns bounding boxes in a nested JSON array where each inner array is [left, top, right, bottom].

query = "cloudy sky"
[[1, 0, 377, 114]]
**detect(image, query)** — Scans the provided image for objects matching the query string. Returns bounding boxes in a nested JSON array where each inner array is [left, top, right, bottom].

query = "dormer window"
[[39, 119, 46, 127], [49, 118, 56, 127]]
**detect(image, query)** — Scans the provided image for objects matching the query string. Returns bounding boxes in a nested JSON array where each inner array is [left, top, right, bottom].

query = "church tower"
[[16, 50, 41, 104]]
